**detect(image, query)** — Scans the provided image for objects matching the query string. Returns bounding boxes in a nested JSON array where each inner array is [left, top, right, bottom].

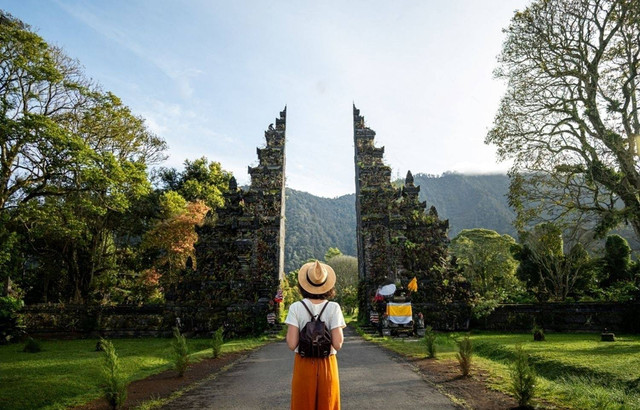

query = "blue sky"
[[3, 0, 530, 197]]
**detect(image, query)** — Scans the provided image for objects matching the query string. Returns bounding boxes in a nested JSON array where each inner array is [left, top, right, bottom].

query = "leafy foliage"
[[281, 271, 301, 310], [158, 157, 231, 210], [325, 253, 358, 314], [0, 295, 23, 343], [142, 194, 209, 289], [513, 223, 597, 301], [450, 229, 522, 316], [0, 12, 166, 304], [324, 247, 342, 261], [601, 234, 633, 286]]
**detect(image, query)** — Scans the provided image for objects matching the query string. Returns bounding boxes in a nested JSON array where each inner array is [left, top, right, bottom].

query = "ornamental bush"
[[172, 327, 189, 376], [423, 326, 437, 358], [22, 337, 42, 353], [100, 339, 128, 409], [510, 344, 537, 407], [212, 327, 224, 358], [456, 336, 473, 377]]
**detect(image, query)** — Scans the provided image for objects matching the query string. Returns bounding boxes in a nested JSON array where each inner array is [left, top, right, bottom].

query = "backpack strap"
[[317, 301, 330, 321], [300, 300, 315, 320], [300, 300, 330, 321]]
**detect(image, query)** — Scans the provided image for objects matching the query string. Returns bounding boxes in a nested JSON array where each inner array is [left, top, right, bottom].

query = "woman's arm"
[[331, 327, 344, 351], [286, 325, 299, 351]]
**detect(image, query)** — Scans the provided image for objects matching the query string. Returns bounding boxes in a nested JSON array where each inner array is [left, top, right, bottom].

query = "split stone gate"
[[21, 107, 640, 337], [172, 105, 470, 335]]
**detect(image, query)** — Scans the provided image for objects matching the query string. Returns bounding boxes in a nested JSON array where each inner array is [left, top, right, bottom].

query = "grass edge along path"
[[353, 324, 640, 410], [132, 354, 249, 410], [0, 332, 283, 410]]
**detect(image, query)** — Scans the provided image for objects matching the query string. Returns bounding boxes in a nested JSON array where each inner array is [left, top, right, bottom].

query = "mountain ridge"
[[283, 173, 516, 272]]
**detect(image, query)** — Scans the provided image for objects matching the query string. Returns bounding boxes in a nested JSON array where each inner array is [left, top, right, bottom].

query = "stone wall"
[[473, 302, 640, 333], [21, 301, 639, 338], [20, 302, 277, 338]]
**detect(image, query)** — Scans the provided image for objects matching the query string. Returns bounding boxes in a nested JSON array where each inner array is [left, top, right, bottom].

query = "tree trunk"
[[3, 275, 10, 296], [71, 247, 83, 304]]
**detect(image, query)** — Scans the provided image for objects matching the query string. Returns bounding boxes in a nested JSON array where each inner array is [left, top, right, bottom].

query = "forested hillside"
[[413, 173, 516, 237], [283, 173, 517, 272], [284, 189, 356, 272]]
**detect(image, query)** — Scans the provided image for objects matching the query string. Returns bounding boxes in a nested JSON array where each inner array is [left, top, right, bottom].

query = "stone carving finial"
[[353, 104, 364, 127], [405, 170, 414, 185], [229, 176, 238, 191], [268, 123, 274, 131]]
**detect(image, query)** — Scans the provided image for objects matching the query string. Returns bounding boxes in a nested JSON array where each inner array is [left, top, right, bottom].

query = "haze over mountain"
[[284, 173, 516, 272]]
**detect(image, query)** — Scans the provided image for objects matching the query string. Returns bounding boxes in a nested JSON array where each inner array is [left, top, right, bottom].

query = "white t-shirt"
[[285, 299, 346, 355]]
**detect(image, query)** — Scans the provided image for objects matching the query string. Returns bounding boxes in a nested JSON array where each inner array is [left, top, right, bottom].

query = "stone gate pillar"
[[180, 107, 287, 336]]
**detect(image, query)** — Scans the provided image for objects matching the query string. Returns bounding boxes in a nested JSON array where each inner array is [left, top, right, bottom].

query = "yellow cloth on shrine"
[[386, 302, 413, 324]]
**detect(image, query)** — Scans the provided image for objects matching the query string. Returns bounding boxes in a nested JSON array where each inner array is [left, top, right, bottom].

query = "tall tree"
[[17, 93, 165, 303], [450, 229, 521, 309], [325, 254, 358, 314], [0, 12, 90, 292], [0, 12, 90, 211], [486, 0, 640, 239], [514, 223, 593, 301], [0, 12, 166, 302], [601, 234, 633, 285]]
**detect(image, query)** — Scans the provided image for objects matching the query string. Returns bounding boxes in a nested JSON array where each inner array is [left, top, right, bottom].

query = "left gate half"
[[173, 107, 287, 336]]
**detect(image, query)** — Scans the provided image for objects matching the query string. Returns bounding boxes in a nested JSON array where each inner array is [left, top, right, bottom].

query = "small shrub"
[[172, 327, 189, 377], [100, 338, 128, 409], [212, 327, 224, 358], [456, 335, 473, 377], [532, 324, 545, 341], [22, 337, 42, 353], [510, 344, 537, 408], [423, 325, 437, 358], [0, 295, 24, 344]]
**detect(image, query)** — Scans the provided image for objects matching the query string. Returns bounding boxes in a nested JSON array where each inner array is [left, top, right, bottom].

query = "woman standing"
[[285, 260, 346, 410]]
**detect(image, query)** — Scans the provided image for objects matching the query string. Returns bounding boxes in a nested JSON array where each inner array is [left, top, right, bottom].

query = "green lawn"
[[0, 335, 279, 410], [357, 329, 640, 409]]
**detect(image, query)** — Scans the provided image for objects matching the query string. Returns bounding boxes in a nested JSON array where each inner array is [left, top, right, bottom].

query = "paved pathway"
[[162, 327, 459, 409]]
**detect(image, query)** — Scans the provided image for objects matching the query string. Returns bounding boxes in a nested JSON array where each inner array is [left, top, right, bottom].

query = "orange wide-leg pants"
[[291, 353, 340, 410]]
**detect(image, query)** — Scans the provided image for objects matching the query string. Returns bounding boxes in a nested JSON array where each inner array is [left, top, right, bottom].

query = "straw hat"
[[298, 260, 336, 295]]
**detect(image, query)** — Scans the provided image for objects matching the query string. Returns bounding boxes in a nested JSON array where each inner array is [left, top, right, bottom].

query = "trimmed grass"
[[0, 334, 280, 410], [356, 328, 640, 409]]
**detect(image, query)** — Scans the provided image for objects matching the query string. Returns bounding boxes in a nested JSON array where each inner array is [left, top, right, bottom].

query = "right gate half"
[[352, 105, 472, 330]]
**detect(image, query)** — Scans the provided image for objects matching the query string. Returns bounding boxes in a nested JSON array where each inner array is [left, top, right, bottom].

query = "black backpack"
[[298, 301, 333, 358]]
